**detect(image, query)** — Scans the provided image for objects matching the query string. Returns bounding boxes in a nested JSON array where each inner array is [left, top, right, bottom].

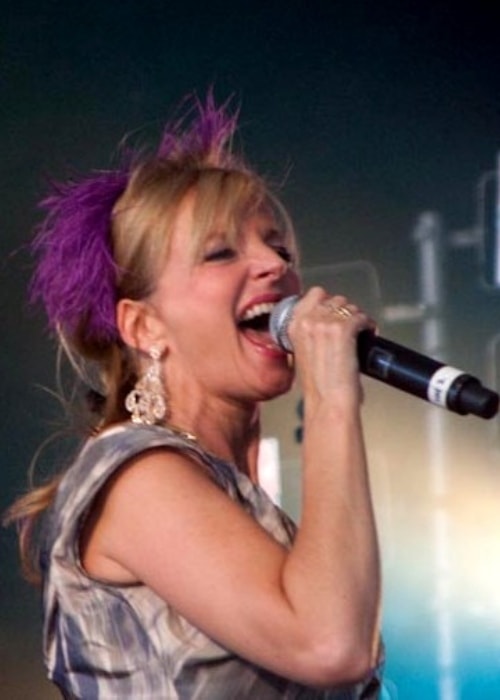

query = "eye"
[[272, 244, 295, 264], [203, 246, 237, 262]]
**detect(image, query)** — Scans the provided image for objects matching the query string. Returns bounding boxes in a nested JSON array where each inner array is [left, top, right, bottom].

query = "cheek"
[[166, 305, 234, 363]]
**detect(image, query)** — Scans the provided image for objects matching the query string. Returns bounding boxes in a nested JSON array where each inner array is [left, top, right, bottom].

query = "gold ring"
[[333, 304, 353, 319]]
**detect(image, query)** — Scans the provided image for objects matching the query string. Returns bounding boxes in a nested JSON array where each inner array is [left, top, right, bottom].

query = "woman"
[[7, 93, 384, 698]]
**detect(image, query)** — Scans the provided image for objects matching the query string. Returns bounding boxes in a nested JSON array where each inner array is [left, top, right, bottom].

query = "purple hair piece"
[[30, 170, 128, 342], [29, 91, 241, 345], [157, 90, 240, 167]]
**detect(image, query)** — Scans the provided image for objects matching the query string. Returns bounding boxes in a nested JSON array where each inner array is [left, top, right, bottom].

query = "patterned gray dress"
[[41, 423, 383, 699]]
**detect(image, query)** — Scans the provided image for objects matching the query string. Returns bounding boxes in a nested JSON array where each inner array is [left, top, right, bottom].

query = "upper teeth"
[[241, 302, 276, 321]]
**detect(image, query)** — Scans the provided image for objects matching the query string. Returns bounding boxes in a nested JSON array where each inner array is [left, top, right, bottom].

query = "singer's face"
[[147, 193, 301, 410]]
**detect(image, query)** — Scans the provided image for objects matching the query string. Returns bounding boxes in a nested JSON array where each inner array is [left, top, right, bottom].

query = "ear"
[[116, 298, 167, 353]]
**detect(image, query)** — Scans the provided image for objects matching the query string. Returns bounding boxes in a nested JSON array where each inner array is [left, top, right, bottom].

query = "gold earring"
[[125, 346, 167, 425]]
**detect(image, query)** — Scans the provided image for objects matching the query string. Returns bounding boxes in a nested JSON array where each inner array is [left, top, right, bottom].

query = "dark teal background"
[[2, 2, 500, 697]]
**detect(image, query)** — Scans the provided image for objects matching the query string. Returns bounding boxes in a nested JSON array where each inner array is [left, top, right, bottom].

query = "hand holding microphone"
[[270, 294, 499, 419]]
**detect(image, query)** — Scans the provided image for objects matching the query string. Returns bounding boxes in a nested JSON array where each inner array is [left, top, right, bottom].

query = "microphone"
[[270, 295, 499, 419]]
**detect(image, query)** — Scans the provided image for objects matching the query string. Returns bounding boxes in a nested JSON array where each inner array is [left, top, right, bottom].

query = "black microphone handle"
[[357, 331, 498, 419], [269, 296, 499, 419]]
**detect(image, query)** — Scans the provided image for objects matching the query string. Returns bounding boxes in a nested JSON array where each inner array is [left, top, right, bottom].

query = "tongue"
[[240, 325, 275, 347]]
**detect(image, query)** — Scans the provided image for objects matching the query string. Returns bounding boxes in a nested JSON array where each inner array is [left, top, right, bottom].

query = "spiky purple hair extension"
[[29, 91, 241, 345], [156, 90, 240, 166], [29, 170, 128, 343]]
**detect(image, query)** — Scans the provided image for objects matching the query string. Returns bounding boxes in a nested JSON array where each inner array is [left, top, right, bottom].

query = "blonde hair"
[[4, 97, 297, 584]]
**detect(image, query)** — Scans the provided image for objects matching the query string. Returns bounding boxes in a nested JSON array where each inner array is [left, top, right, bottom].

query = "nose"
[[250, 241, 290, 281]]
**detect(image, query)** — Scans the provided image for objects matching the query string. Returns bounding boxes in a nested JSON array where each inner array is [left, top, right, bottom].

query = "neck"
[[168, 399, 262, 482]]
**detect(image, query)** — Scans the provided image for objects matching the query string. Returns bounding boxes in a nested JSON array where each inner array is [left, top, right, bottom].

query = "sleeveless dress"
[[41, 422, 383, 699]]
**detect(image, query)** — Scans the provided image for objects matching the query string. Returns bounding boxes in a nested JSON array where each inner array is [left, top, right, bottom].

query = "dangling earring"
[[125, 346, 168, 425]]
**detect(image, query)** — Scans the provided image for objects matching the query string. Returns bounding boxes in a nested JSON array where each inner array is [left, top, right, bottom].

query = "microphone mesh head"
[[269, 295, 298, 352]]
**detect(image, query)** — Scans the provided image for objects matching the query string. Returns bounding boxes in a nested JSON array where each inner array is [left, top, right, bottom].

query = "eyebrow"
[[263, 225, 286, 239]]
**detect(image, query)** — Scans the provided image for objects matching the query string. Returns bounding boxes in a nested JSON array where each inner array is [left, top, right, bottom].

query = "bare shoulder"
[[104, 445, 218, 500], [80, 447, 223, 583]]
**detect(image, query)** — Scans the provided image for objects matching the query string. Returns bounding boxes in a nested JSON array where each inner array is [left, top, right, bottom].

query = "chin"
[[260, 375, 295, 401]]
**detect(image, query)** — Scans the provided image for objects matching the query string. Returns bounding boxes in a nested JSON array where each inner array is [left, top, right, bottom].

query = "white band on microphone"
[[427, 366, 464, 407]]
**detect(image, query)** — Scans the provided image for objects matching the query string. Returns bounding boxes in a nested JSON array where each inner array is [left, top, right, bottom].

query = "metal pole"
[[412, 212, 456, 700]]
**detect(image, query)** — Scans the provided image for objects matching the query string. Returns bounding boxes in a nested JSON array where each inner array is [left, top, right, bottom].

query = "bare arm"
[[82, 287, 381, 688], [280, 287, 381, 680]]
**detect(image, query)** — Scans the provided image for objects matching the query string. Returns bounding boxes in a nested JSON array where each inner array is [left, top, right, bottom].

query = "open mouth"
[[237, 302, 277, 346]]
